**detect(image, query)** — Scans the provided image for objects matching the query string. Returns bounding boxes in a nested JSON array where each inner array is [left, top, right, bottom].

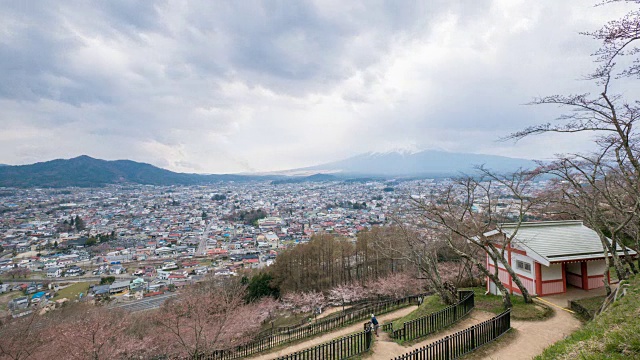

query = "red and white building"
[[485, 220, 637, 296]]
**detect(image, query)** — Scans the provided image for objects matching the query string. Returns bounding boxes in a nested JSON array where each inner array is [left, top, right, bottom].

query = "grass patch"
[[52, 282, 90, 301], [571, 295, 606, 320], [536, 275, 640, 360], [609, 266, 619, 282], [464, 287, 552, 321], [0, 291, 24, 311], [387, 294, 449, 331], [459, 328, 519, 359], [258, 311, 312, 333]]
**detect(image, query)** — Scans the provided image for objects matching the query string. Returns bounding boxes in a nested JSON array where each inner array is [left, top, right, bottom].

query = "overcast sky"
[[0, 1, 635, 173]]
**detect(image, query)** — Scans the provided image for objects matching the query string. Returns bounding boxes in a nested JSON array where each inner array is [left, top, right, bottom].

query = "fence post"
[[471, 326, 476, 350], [444, 335, 450, 360]]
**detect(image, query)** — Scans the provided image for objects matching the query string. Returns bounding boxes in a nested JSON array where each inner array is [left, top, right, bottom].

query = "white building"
[[485, 221, 636, 296]]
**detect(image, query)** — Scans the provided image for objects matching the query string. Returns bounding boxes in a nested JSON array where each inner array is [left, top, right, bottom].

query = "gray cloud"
[[0, 0, 636, 172]]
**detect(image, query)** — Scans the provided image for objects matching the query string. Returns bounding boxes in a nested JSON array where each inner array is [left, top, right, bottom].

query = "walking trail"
[[467, 305, 581, 359], [371, 305, 580, 360], [249, 305, 418, 360], [370, 310, 495, 359], [254, 301, 581, 360]]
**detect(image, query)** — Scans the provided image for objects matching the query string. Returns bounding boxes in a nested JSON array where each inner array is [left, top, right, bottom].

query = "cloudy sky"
[[0, 1, 635, 173]]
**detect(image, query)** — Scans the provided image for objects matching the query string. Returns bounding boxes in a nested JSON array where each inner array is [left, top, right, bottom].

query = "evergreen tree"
[[74, 215, 86, 231]]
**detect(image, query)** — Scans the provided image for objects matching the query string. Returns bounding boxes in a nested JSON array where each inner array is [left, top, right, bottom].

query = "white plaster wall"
[[489, 280, 503, 296], [588, 260, 607, 276], [511, 252, 534, 278], [541, 263, 563, 281], [566, 262, 581, 275], [487, 254, 495, 266]]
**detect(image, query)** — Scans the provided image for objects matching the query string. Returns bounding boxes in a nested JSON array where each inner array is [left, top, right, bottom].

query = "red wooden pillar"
[[581, 261, 588, 290], [507, 243, 513, 294], [486, 253, 490, 293], [561, 263, 567, 293], [535, 262, 543, 296]]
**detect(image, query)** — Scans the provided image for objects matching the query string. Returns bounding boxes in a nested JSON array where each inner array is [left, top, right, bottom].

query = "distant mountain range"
[[0, 151, 537, 188], [285, 150, 537, 177], [0, 156, 273, 188]]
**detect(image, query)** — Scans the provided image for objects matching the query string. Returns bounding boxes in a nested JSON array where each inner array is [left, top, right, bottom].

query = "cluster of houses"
[[0, 181, 403, 262]]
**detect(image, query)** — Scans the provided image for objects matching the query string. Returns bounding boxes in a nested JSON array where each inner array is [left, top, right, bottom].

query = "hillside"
[[292, 150, 538, 177], [0, 156, 264, 187], [536, 275, 640, 359], [0, 156, 346, 188]]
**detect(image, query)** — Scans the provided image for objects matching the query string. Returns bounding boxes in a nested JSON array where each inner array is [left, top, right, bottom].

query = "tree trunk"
[[498, 258, 533, 303], [478, 264, 512, 309], [451, 246, 512, 309], [602, 265, 612, 296], [486, 243, 533, 303]]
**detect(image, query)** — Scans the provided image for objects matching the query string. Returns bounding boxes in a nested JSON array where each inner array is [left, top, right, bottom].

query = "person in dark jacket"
[[371, 314, 379, 337]]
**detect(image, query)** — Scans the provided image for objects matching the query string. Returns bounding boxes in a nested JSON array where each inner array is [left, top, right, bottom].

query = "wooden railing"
[[275, 327, 373, 360], [391, 309, 511, 360], [202, 292, 428, 360], [383, 290, 474, 342]]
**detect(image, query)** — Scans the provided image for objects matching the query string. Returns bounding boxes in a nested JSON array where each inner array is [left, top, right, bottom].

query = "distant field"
[[53, 282, 91, 301], [0, 291, 24, 310]]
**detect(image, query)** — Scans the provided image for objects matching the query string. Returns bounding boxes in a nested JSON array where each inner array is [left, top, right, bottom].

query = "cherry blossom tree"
[[252, 296, 279, 324], [328, 283, 366, 311], [43, 305, 142, 360], [280, 290, 326, 320], [368, 272, 421, 300], [0, 312, 51, 360], [153, 277, 261, 359]]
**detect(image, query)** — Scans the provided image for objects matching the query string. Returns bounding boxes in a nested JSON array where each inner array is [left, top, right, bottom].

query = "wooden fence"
[[391, 309, 511, 360], [202, 292, 428, 360], [254, 295, 394, 340], [383, 290, 474, 342], [275, 327, 373, 360]]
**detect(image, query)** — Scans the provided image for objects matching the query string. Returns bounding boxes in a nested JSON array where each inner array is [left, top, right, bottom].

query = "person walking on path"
[[371, 314, 379, 337]]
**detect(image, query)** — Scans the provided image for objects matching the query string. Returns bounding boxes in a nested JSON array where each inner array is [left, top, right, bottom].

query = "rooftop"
[[492, 221, 637, 266]]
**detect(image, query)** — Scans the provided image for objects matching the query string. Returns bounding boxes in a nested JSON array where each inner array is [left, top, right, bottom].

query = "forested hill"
[[0, 156, 343, 188], [0, 156, 265, 187]]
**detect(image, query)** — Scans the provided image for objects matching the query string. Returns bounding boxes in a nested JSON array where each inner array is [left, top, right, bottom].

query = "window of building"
[[516, 260, 532, 273]]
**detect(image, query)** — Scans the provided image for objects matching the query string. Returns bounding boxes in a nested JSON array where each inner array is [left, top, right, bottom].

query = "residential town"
[[0, 180, 402, 316], [0, 178, 557, 320]]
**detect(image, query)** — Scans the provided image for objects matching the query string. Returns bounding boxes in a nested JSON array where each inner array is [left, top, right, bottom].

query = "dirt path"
[[316, 305, 347, 320], [372, 304, 581, 360], [370, 310, 495, 359], [249, 305, 418, 360], [253, 303, 581, 360], [469, 306, 582, 360]]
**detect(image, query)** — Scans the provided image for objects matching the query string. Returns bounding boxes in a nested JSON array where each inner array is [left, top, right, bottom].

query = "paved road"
[[0, 275, 135, 283], [110, 293, 177, 312], [196, 221, 212, 256]]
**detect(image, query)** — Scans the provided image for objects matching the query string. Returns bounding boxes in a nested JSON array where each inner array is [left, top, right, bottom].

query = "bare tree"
[[536, 152, 639, 287], [506, 0, 640, 282], [410, 169, 543, 308], [370, 222, 460, 305]]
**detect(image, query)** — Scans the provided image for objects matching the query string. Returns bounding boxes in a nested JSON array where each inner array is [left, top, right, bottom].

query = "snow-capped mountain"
[[289, 150, 538, 177]]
